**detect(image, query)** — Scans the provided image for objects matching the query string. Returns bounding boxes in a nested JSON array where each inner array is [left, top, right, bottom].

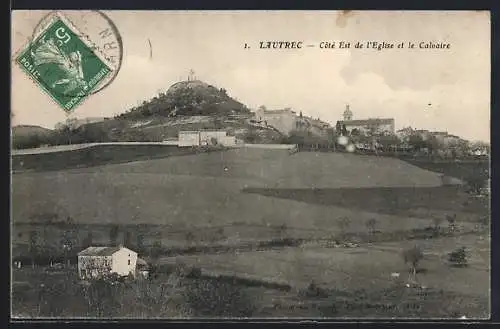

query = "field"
[[11, 146, 490, 318]]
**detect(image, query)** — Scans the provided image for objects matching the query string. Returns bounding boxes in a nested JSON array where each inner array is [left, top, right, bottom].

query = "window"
[[128, 260, 131, 265]]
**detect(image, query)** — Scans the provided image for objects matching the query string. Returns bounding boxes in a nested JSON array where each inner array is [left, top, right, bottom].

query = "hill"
[[11, 125, 54, 149], [12, 80, 285, 147], [118, 80, 251, 119], [12, 125, 53, 137], [13, 149, 484, 232]]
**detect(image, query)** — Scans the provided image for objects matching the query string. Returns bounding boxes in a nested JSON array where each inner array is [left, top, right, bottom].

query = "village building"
[[338, 105, 395, 135], [254, 107, 298, 135], [178, 130, 236, 147], [77, 246, 138, 280], [296, 111, 332, 137]]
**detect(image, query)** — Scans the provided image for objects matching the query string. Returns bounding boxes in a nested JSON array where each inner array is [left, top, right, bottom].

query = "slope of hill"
[[119, 80, 251, 119], [12, 125, 53, 137], [11, 125, 54, 149], [12, 149, 476, 231], [36, 80, 284, 145]]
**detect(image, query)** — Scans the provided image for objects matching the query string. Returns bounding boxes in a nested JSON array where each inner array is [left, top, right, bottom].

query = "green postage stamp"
[[15, 14, 112, 112]]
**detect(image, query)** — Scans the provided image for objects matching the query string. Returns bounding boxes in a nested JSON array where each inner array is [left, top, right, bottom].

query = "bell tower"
[[343, 104, 353, 121]]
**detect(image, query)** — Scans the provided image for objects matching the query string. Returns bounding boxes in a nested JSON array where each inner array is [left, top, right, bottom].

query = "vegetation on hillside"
[[117, 80, 250, 120], [12, 125, 55, 149], [12, 80, 288, 149]]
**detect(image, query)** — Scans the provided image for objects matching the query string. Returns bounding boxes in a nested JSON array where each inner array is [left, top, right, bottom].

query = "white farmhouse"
[[77, 246, 138, 280]]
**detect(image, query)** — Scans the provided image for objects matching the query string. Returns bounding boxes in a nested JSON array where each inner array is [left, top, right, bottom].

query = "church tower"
[[343, 104, 353, 121]]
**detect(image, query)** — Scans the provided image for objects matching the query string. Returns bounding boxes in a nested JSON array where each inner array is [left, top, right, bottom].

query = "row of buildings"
[[173, 105, 476, 151], [337, 105, 395, 136], [254, 107, 331, 136], [254, 104, 396, 137]]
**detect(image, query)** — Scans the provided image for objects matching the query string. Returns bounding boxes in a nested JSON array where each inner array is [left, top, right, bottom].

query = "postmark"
[[14, 11, 123, 113]]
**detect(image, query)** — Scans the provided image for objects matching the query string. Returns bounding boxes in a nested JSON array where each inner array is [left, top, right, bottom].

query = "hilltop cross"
[[188, 69, 196, 81]]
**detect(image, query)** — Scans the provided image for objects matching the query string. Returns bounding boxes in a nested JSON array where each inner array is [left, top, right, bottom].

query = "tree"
[[365, 122, 380, 136], [82, 231, 94, 248], [274, 223, 288, 240], [29, 230, 39, 268], [402, 246, 424, 283], [149, 241, 163, 265], [377, 134, 401, 151], [341, 124, 348, 136], [424, 135, 441, 157], [183, 279, 256, 317], [408, 134, 426, 152], [433, 217, 443, 233], [337, 217, 351, 234], [244, 129, 259, 143], [335, 121, 342, 136], [350, 128, 361, 136], [185, 231, 195, 244], [466, 176, 485, 195], [136, 233, 145, 251], [54, 118, 79, 145], [123, 230, 133, 248], [446, 214, 457, 233], [448, 246, 468, 267], [82, 277, 121, 317], [61, 228, 76, 266], [109, 225, 119, 246], [365, 218, 377, 235], [37, 274, 81, 317]]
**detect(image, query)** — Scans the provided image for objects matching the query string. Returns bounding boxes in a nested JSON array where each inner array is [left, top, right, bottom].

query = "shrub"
[[183, 279, 256, 317], [446, 214, 457, 232], [448, 247, 468, 267], [433, 217, 443, 232], [337, 217, 351, 232], [299, 280, 329, 298], [466, 176, 485, 195], [185, 231, 195, 242], [402, 246, 424, 279], [365, 218, 377, 234]]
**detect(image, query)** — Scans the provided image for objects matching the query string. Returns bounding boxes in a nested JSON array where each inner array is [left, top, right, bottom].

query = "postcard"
[[11, 10, 490, 319]]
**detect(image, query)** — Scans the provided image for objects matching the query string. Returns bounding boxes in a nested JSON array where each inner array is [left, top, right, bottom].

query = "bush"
[[299, 280, 329, 298], [183, 279, 256, 317], [402, 245, 424, 278], [448, 247, 468, 267], [365, 218, 377, 234], [466, 176, 485, 194]]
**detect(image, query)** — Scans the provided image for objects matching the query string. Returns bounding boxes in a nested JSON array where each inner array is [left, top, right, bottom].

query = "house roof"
[[78, 246, 123, 256], [339, 118, 394, 126], [259, 109, 296, 114]]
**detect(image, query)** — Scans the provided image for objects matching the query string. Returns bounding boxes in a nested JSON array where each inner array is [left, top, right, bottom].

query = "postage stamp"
[[15, 12, 118, 113]]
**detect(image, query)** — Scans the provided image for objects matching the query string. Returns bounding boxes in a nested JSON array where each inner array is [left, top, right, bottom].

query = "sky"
[[11, 10, 490, 142]]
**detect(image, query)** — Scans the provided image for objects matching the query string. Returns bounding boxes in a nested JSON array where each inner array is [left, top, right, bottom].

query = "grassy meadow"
[[11, 146, 490, 318]]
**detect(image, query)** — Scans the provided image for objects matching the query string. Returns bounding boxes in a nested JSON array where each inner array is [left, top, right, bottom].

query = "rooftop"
[[339, 118, 394, 125], [78, 246, 123, 256], [258, 109, 296, 114]]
